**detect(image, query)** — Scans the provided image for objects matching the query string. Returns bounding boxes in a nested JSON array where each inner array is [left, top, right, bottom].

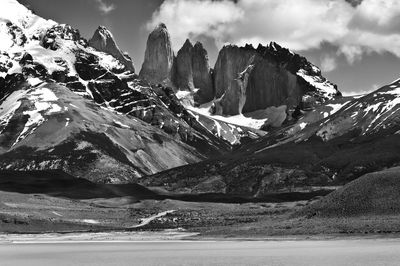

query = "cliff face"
[[212, 46, 255, 115], [139, 24, 339, 119], [191, 42, 214, 103], [174, 39, 214, 104], [243, 53, 301, 114], [139, 23, 174, 86], [175, 39, 194, 91], [212, 43, 340, 116], [89, 26, 135, 72]]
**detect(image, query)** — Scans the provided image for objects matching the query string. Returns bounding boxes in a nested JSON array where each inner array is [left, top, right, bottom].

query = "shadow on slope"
[[0, 170, 332, 204], [0, 170, 163, 201]]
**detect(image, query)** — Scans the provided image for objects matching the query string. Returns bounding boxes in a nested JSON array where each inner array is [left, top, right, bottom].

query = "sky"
[[19, 0, 400, 96]]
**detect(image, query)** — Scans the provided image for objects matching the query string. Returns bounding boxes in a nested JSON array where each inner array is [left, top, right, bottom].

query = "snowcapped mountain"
[[3, 0, 384, 190], [137, 23, 341, 144], [140, 77, 400, 197], [0, 80, 203, 183], [0, 0, 244, 181], [248, 77, 400, 151], [173, 40, 341, 137]]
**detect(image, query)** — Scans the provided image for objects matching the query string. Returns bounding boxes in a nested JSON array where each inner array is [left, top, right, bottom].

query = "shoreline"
[[3, 230, 400, 244]]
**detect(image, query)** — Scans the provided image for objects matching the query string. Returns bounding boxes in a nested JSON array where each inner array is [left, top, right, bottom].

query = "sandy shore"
[[3, 230, 400, 244], [0, 230, 200, 243]]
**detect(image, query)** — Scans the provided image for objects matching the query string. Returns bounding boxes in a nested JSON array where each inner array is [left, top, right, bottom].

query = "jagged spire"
[[88, 25, 135, 72], [139, 23, 174, 85]]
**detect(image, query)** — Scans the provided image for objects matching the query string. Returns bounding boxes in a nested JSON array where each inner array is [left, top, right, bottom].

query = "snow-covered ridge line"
[[297, 69, 337, 99], [0, 0, 56, 52]]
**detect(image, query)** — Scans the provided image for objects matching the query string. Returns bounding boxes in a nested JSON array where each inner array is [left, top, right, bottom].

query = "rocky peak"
[[42, 24, 83, 50], [191, 41, 214, 104], [182, 38, 193, 49], [174, 39, 214, 104], [89, 25, 135, 72], [175, 39, 194, 91], [212, 42, 340, 116], [212, 45, 255, 115], [139, 23, 174, 85]]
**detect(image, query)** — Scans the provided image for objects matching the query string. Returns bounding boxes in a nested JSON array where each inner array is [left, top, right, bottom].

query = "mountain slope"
[[0, 80, 203, 182], [140, 78, 400, 195], [0, 0, 237, 181]]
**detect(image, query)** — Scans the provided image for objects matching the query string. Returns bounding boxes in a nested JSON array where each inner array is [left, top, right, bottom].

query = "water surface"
[[1, 239, 400, 265]]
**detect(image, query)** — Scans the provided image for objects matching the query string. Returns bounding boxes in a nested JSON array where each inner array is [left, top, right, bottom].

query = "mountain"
[[88, 26, 135, 72], [140, 78, 400, 196], [137, 25, 340, 138], [0, 0, 244, 182], [174, 39, 214, 104], [0, 0, 351, 188], [139, 23, 174, 86], [0, 79, 205, 183], [212, 43, 341, 116]]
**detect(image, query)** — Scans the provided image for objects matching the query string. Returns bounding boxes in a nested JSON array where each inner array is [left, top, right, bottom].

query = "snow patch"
[[113, 119, 130, 129], [13, 87, 63, 145], [0, 90, 24, 134], [186, 102, 269, 129], [299, 122, 308, 130], [27, 77, 43, 87], [81, 219, 100, 224], [326, 102, 349, 115], [297, 69, 337, 99], [87, 47, 124, 72], [176, 90, 192, 100]]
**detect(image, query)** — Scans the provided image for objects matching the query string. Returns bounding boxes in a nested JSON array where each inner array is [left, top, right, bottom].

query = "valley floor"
[[2, 190, 400, 239]]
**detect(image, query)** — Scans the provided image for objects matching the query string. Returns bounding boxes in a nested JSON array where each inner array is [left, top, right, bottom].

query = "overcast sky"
[[20, 0, 400, 95]]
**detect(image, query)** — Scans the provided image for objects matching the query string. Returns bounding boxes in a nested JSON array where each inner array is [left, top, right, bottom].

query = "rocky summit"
[[212, 43, 341, 116], [174, 39, 214, 104], [89, 26, 135, 72], [139, 23, 174, 86], [0, 0, 244, 183], [138, 25, 340, 133]]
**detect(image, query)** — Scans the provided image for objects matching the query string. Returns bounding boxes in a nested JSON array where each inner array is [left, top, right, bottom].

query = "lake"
[[1, 239, 400, 265]]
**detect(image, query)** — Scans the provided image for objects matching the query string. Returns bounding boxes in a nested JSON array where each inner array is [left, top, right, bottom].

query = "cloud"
[[320, 55, 337, 72], [94, 0, 115, 15], [147, 0, 243, 48], [337, 45, 363, 64], [147, 0, 400, 63]]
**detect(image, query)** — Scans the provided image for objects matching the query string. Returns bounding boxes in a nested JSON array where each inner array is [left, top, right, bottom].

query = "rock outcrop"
[[139, 23, 174, 85], [89, 26, 135, 72], [174, 39, 214, 104], [192, 42, 214, 103], [139, 24, 339, 118], [212, 42, 340, 116], [213, 52, 256, 115], [42, 24, 83, 50], [175, 39, 194, 90]]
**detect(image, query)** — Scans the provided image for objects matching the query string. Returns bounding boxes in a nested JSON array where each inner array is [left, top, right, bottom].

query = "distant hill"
[[297, 167, 400, 217]]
